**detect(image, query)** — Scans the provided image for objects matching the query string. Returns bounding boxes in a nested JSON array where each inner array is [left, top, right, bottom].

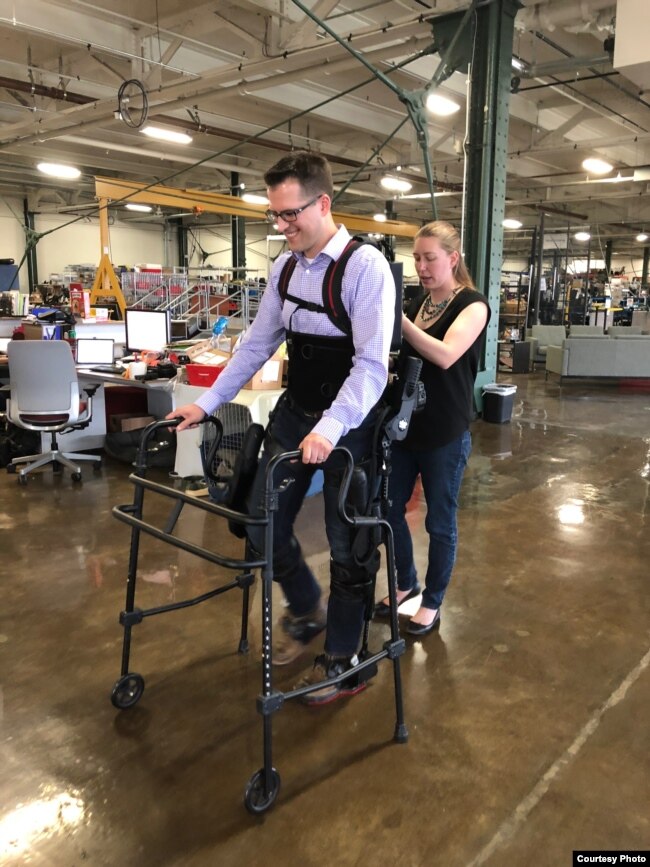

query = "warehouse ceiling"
[[1, 0, 649, 258]]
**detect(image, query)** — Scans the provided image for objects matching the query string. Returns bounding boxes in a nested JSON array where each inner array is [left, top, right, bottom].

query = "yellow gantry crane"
[[90, 176, 419, 319]]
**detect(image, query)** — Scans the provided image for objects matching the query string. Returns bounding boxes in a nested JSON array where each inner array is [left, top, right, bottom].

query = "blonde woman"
[[376, 221, 490, 635]]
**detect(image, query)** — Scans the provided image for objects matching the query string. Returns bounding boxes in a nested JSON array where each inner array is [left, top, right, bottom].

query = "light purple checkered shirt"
[[194, 225, 395, 445]]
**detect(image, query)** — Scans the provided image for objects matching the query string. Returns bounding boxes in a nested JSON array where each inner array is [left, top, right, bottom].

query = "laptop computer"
[[75, 338, 117, 369]]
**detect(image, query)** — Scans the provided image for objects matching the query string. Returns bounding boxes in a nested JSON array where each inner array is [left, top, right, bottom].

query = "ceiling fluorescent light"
[[241, 193, 269, 205], [380, 176, 412, 193], [37, 162, 81, 180], [141, 125, 192, 145], [401, 191, 452, 199], [582, 157, 613, 175], [373, 213, 387, 222], [125, 203, 152, 213], [574, 231, 591, 241], [503, 218, 523, 229], [425, 93, 461, 116], [636, 232, 649, 242]]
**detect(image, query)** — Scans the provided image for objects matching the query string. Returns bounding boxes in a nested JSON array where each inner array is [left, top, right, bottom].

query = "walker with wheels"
[[109, 357, 424, 814]]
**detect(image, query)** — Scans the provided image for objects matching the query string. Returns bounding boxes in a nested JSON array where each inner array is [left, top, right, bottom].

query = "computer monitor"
[[124, 309, 170, 354], [75, 338, 115, 366]]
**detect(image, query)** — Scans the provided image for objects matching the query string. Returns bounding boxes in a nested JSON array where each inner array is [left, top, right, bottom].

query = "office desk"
[[49, 370, 176, 451], [39, 368, 283, 474]]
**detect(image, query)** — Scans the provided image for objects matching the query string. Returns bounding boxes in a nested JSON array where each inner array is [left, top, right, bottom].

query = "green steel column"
[[642, 246, 649, 287], [462, 0, 522, 407], [605, 239, 613, 275]]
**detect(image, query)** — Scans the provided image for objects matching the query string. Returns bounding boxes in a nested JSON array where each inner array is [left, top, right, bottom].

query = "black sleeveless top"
[[398, 288, 491, 449]]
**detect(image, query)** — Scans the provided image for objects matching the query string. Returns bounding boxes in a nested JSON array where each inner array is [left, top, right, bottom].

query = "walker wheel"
[[93, 461, 102, 472], [111, 673, 145, 709], [6, 464, 16, 474], [244, 767, 281, 815], [71, 471, 82, 482], [17, 474, 27, 486]]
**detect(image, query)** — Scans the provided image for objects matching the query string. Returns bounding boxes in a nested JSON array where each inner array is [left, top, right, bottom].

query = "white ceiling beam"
[[534, 107, 592, 145], [278, 0, 342, 51], [0, 29, 433, 147]]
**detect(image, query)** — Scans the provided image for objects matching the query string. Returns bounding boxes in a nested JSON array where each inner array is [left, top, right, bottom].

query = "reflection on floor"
[[1, 374, 648, 865]]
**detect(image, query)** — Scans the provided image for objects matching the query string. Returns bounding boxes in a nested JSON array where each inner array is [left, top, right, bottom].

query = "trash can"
[[482, 383, 517, 424]]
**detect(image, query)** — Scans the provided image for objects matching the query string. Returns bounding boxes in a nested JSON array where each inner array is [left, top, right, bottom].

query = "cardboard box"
[[182, 341, 283, 391], [108, 413, 155, 433], [22, 322, 44, 340], [231, 336, 285, 390], [242, 352, 284, 390], [22, 321, 64, 340], [185, 341, 228, 365], [120, 415, 156, 432]]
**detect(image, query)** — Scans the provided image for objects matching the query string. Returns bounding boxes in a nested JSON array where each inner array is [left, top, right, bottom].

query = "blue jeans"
[[247, 394, 378, 657], [386, 431, 471, 611]]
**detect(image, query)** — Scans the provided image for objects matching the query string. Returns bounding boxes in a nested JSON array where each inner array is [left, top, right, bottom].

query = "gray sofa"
[[569, 325, 606, 337], [546, 332, 650, 379], [524, 325, 567, 370], [632, 310, 649, 331]]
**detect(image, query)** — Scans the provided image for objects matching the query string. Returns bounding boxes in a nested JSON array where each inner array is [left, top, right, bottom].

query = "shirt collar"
[[294, 225, 351, 266]]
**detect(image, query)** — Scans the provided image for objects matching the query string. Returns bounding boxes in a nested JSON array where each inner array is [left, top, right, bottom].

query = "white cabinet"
[[172, 381, 284, 477]]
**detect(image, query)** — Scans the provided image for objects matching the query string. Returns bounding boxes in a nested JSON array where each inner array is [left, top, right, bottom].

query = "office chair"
[[6, 340, 102, 484]]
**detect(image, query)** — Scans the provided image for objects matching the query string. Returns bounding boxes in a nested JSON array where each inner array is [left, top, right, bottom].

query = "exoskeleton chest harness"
[[277, 239, 363, 413], [278, 240, 384, 592]]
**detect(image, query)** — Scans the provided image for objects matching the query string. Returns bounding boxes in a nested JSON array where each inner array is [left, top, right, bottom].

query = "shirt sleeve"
[[194, 264, 288, 417], [313, 248, 395, 445]]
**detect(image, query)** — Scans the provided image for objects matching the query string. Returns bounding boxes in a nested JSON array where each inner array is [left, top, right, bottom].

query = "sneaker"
[[272, 600, 327, 666], [296, 653, 373, 706]]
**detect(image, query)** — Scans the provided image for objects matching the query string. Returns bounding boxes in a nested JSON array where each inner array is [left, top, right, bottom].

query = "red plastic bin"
[[185, 363, 226, 387]]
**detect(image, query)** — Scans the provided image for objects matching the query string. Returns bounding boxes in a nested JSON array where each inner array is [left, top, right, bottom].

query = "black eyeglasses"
[[265, 195, 322, 224]]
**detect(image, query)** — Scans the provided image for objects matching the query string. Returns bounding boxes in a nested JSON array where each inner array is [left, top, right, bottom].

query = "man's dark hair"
[[264, 150, 333, 199]]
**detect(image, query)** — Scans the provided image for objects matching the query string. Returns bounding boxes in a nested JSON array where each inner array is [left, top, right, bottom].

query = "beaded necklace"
[[420, 285, 463, 324]]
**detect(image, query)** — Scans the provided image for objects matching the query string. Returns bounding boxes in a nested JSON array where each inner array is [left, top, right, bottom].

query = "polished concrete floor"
[[1, 373, 648, 866]]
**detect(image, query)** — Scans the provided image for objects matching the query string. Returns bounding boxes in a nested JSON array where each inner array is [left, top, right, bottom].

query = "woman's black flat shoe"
[[407, 609, 441, 636], [374, 583, 422, 618]]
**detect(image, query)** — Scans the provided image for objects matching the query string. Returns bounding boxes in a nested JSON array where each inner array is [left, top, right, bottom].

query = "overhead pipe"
[[0, 76, 92, 105], [516, 0, 616, 33], [520, 53, 612, 77], [516, 71, 618, 90], [531, 27, 650, 117]]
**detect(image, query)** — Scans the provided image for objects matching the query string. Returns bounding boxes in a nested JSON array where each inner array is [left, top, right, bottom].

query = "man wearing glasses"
[[169, 150, 395, 704]]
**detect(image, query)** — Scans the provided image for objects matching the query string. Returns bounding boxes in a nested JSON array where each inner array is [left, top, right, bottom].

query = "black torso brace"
[[286, 331, 355, 413]]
